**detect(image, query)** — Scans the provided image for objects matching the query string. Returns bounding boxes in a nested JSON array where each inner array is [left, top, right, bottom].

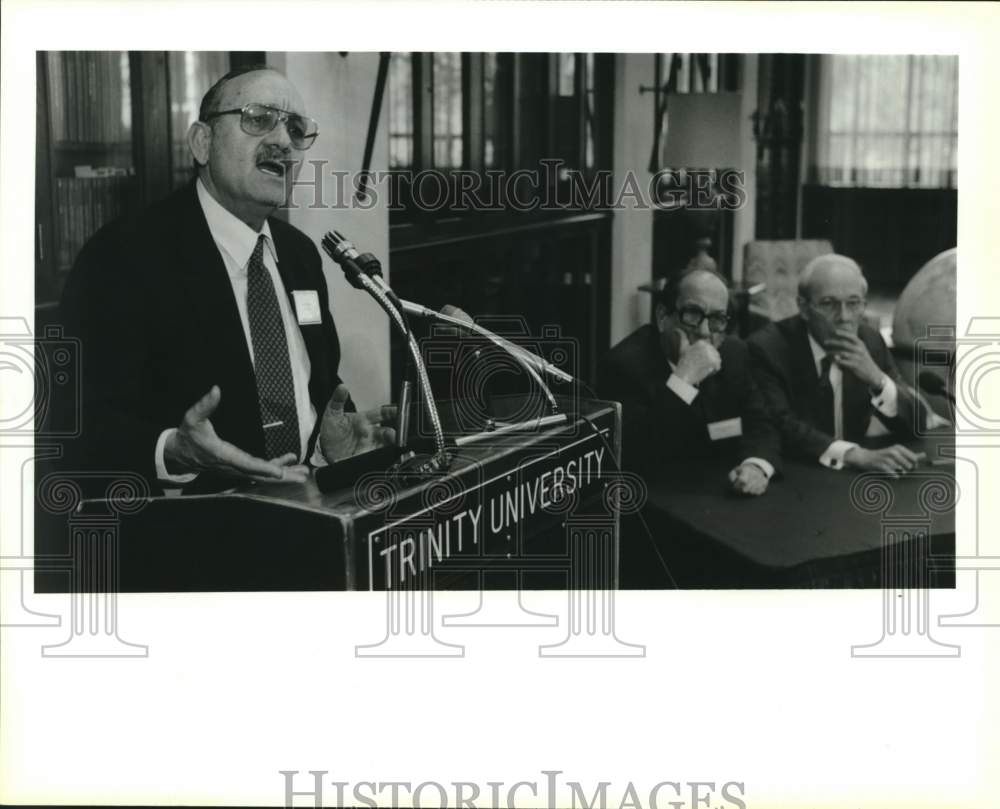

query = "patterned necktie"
[[247, 234, 300, 460], [820, 355, 844, 440]]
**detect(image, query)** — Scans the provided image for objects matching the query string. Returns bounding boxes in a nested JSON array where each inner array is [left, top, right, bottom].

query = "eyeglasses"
[[677, 304, 730, 333], [203, 103, 319, 150], [811, 297, 867, 317]]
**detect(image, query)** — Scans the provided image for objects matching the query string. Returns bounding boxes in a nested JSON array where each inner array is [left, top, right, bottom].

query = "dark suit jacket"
[[59, 182, 344, 492], [598, 324, 782, 478], [747, 315, 921, 462]]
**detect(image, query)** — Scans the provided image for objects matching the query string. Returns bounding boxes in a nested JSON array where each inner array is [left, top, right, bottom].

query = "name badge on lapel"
[[708, 417, 742, 441], [292, 290, 322, 325]]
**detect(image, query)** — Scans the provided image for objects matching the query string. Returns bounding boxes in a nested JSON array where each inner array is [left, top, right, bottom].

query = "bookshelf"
[[35, 51, 259, 307]]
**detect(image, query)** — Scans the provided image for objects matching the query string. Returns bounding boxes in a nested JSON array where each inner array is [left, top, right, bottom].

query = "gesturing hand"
[[319, 384, 398, 464], [728, 462, 769, 496], [844, 444, 921, 478], [824, 329, 884, 389], [163, 386, 308, 483], [674, 330, 722, 387]]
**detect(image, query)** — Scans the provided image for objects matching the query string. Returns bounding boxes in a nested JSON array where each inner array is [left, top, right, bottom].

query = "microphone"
[[400, 299, 574, 384], [323, 230, 407, 318], [321, 229, 449, 467], [321, 230, 367, 289], [918, 371, 956, 405]]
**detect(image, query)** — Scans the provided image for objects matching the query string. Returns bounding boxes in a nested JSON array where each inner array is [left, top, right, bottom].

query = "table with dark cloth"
[[621, 433, 956, 588]]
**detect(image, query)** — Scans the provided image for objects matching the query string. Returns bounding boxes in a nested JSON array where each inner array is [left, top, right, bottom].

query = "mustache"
[[255, 145, 294, 163]]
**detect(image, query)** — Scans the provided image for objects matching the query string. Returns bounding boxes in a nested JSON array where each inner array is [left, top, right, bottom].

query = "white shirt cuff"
[[666, 373, 699, 405], [310, 440, 328, 468], [155, 428, 198, 484], [871, 375, 898, 417], [819, 439, 859, 470], [742, 457, 774, 480]]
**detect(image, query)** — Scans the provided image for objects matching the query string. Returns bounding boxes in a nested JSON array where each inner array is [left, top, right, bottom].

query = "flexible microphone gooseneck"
[[400, 299, 573, 384], [398, 299, 567, 415], [323, 231, 417, 448], [322, 231, 448, 467]]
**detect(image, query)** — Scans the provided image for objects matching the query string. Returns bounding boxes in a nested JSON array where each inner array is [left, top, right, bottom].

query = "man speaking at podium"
[[60, 65, 395, 493], [599, 268, 781, 495]]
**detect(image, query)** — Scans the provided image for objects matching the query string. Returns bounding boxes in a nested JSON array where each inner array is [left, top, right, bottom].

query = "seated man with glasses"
[[61, 64, 395, 493], [599, 268, 781, 495], [748, 253, 922, 475]]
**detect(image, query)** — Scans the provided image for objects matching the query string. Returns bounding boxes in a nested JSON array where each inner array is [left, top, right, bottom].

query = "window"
[[389, 52, 413, 169], [657, 53, 721, 94], [814, 55, 958, 188], [432, 52, 463, 168], [388, 53, 609, 177], [483, 53, 499, 168]]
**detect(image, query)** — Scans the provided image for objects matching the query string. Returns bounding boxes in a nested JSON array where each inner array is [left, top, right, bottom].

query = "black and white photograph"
[[2, 2, 998, 808]]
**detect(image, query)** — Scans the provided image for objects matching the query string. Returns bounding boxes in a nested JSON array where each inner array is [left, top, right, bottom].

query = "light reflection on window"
[[483, 53, 497, 168], [818, 54, 957, 188], [558, 53, 575, 96], [120, 52, 132, 135], [585, 53, 595, 170], [389, 52, 413, 169], [433, 52, 463, 169]]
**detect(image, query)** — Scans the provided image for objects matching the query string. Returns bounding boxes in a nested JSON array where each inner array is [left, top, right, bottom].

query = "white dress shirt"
[[154, 179, 320, 483], [808, 334, 898, 470], [665, 365, 775, 480]]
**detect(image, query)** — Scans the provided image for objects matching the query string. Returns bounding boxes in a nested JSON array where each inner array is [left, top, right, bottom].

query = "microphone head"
[[321, 230, 359, 261], [440, 304, 474, 324], [321, 231, 366, 290], [918, 371, 948, 396]]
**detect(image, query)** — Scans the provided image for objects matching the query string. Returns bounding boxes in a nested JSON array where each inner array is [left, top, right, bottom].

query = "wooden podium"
[[36, 397, 622, 593]]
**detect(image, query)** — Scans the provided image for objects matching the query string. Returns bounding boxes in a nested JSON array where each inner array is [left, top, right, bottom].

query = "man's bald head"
[[797, 253, 870, 340], [658, 267, 729, 314], [798, 254, 868, 301], [655, 267, 731, 360], [199, 64, 284, 122]]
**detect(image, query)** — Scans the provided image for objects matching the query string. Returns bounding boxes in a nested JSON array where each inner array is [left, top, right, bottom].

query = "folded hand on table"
[[728, 462, 769, 496]]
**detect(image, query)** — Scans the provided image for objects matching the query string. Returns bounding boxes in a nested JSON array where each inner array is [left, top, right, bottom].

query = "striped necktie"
[[247, 234, 300, 460]]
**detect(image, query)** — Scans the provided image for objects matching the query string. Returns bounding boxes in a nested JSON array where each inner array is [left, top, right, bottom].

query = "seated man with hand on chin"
[[600, 268, 782, 495], [748, 253, 924, 477]]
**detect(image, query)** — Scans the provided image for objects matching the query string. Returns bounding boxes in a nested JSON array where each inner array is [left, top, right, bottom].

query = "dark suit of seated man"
[[59, 65, 395, 494], [747, 253, 923, 477], [599, 268, 782, 495]]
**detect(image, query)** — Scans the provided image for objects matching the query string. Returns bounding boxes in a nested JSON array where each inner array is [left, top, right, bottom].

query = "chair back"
[[744, 239, 834, 321]]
